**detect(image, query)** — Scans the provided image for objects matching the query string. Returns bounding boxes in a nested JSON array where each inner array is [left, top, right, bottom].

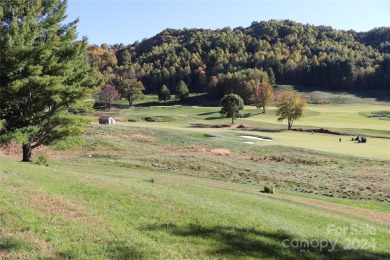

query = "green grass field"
[[1, 157, 389, 259], [1, 92, 389, 259], [104, 97, 390, 160]]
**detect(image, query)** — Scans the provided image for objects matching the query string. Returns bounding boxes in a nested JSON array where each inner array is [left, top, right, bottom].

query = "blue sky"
[[66, 0, 390, 45]]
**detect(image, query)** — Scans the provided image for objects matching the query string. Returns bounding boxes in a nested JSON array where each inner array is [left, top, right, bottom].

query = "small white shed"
[[99, 116, 116, 124]]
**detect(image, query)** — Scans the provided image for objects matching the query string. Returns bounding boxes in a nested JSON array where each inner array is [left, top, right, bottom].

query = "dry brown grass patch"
[[0, 141, 22, 157], [186, 145, 230, 156], [129, 134, 155, 142], [29, 192, 87, 222]]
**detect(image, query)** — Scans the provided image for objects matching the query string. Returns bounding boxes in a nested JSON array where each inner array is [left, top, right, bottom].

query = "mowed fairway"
[[247, 104, 390, 133], [236, 130, 390, 160], [113, 101, 390, 160]]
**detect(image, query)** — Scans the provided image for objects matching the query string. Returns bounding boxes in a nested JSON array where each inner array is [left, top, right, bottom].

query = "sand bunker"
[[240, 136, 272, 142]]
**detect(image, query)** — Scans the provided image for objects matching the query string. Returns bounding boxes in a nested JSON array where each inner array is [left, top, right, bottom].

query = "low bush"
[[264, 184, 275, 194], [53, 136, 85, 150], [35, 154, 48, 166], [144, 116, 175, 122], [145, 178, 155, 183]]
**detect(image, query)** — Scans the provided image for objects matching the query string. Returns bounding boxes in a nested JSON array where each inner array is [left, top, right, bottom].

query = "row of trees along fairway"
[[0, 0, 102, 162], [219, 87, 307, 128]]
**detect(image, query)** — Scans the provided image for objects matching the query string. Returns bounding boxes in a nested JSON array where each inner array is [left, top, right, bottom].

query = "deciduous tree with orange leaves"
[[251, 83, 275, 113]]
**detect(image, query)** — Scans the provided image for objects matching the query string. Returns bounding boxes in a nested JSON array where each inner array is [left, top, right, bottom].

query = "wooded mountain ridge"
[[88, 20, 390, 99]]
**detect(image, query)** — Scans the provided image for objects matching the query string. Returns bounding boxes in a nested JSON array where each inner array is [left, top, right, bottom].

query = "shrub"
[[175, 80, 189, 101], [145, 178, 154, 183], [264, 184, 275, 194], [53, 136, 85, 150], [158, 85, 171, 102], [36, 154, 48, 166]]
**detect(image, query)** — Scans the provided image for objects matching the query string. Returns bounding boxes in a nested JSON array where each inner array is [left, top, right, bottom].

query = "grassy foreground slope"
[[0, 157, 389, 259]]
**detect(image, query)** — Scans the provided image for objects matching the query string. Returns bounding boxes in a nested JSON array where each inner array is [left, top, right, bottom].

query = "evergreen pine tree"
[[175, 80, 189, 101], [0, 0, 102, 162], [158, 85, 171, 102]]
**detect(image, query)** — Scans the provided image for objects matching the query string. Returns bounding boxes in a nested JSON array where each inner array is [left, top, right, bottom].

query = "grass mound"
[[369, 110, 390, 120]]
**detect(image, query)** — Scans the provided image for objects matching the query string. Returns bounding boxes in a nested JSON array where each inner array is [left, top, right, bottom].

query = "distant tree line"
[[88, 20, 390, 102]]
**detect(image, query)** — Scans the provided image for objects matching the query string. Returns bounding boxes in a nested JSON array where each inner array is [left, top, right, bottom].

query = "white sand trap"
[[240, 136, 273, 142], [242, 141, 254, 144]]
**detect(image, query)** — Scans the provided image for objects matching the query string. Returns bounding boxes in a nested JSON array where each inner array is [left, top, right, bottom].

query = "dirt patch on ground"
[[128, 134, 155, 142], [187, 145, 230, 156], [0, 141, 22, 157], [25, 191, 87, 222], [210, 148, 231, 156], [0, 141, 55, 161]]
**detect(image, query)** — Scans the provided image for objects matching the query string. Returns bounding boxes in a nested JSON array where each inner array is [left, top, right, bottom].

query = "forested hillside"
[[88, 20, 390, 102]]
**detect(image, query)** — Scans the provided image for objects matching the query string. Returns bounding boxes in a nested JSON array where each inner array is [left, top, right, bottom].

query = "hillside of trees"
[[88, 20, 390, 103]]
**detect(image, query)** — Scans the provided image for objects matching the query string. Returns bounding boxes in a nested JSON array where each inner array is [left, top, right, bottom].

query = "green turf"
[[104, 101, 390, 160]]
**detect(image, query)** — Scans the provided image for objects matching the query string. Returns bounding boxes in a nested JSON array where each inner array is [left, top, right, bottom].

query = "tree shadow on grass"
[[0, 236, 32, 252], [104, 240, 144, 259], [242, 113, 253, 118], [56, 240, 144, 259], [189, 123, 213, 128], [198, 111, 218, 116], [0, 238, 17, 251], [140, 223, 389, 260], [205, 116, 223, 120]]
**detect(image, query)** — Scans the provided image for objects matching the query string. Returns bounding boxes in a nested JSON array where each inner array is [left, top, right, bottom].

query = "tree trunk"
[[263, 106, 266, 113], [128, 97, 133, 106], [231, 116, 234, 124], [288, 121, 292, 130], [108, 100, 111, 109], [22, 143, 32, 162]]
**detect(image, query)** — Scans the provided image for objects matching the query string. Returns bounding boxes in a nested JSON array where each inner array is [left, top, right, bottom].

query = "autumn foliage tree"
[[276, 91, 307, 130], [207, 76, 220, 97], [251, 83, 275, 113], [88, 20, 389, 95], [97, 84, 121, 109], [122, 79, 145, 106]]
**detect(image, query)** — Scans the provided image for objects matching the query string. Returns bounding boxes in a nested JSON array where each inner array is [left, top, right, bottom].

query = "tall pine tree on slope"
[[0, 0, 102, 162]]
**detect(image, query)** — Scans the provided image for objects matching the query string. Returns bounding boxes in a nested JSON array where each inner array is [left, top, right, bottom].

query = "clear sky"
[[66, 0, 390, 45]]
